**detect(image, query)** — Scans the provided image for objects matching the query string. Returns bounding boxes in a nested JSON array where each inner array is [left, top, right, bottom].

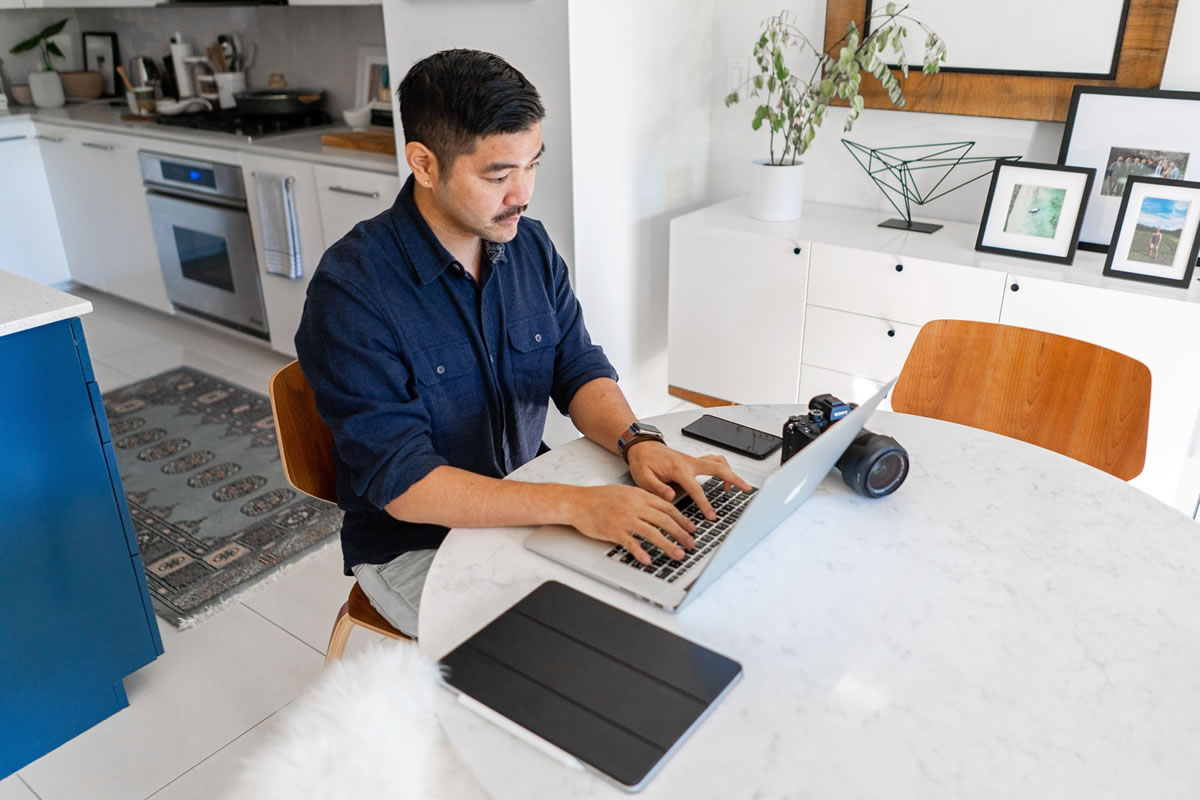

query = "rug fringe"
[[175, 537, 344, 631]]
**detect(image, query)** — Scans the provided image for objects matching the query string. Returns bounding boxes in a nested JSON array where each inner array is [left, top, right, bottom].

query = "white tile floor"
[[3, 285, 695, 799]]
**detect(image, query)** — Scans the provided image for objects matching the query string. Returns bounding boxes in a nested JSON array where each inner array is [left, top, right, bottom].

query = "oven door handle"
[[145, 185, 248, 211]]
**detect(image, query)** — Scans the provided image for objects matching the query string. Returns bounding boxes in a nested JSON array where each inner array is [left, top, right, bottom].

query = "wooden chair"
[[891, 320, 1151, 481], [268, 360, 412, 665]]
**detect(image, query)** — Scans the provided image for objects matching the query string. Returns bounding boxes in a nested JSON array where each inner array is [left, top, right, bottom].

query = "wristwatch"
[[617, 421, 666, 462]]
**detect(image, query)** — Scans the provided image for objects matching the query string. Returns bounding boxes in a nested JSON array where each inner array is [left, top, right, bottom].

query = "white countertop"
[[420, 407, 1200, 798], [0, 271, 91, 337], [0, 101, 400, 175]]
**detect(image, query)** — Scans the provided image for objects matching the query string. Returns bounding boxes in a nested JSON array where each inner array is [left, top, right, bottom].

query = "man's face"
[[433, 123, 543, 244]]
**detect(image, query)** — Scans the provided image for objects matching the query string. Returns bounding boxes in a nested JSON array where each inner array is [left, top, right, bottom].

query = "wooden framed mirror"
[[823, 0, 1179, 122]]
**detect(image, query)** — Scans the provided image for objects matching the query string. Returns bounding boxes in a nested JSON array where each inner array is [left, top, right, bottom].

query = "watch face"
[[633, 422, 661, 435]]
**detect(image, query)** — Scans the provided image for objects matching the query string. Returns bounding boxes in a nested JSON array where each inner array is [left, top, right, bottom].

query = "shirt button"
[[534, 333, 542, 343], [436, 365, 445, 375]]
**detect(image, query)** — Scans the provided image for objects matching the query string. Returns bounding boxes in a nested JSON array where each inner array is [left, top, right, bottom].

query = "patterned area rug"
[[103, 366, 342, 628]]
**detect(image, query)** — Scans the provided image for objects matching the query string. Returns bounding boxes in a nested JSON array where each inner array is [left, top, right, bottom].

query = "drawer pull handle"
[[34, 134, 64, 143], [0, 135, 27, 143], [82, 142, 115, 151], [792, 247, 801, 255], [328, 185, 380, 199], [1010, 283, 1020, 292], [894, 263, 904, 272], [887, 329, 896, 338]]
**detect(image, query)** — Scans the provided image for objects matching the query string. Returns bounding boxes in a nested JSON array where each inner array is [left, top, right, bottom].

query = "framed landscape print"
[[1103, 176, 1200, 287], [1058, 86, 1200, 252], [975, 161, 1095, 264]]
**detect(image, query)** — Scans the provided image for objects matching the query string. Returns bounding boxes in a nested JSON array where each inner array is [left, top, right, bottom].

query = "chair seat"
[[348, 582, 411, 639]]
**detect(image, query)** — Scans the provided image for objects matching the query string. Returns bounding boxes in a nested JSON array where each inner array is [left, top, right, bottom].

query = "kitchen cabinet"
[[313, 163, 399, 252], [242, 152, 325, 358], [289, 0, 380, 5], [0, 289, 163, 775], [0, 0, 25, 8], [23, 0, 155, 6], [36, 124, 172, 314], [0, 120, 70, 285]]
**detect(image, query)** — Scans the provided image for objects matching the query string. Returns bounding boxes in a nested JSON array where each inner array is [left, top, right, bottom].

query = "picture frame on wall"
[[1103, 176, 1200, 288], [82, 32, 120, 98], [1058, 86, 1200, 252], [975, 160, 1096, 265]]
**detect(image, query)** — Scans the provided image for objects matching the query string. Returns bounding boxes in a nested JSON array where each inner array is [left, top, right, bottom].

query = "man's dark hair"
[[398, 49, 545, 174]]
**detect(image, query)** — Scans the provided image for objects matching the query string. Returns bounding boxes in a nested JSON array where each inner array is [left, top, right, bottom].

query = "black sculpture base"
[[878, 218, 943, 234]]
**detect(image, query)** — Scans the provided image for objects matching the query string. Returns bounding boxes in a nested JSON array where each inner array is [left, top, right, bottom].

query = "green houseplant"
[[727, 4, 946, 221], [9, 18, 69, 108]]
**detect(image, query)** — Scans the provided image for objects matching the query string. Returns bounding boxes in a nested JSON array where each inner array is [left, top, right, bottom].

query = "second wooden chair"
[[891, 319, 1151, 481]]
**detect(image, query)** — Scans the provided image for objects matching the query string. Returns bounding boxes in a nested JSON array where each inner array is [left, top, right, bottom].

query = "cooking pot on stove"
[[233, 88, 326, 115]]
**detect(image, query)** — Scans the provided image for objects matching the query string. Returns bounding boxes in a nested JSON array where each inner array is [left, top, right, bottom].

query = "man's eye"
[[530, 161, 540, 169], [490, 174, 509, 184]]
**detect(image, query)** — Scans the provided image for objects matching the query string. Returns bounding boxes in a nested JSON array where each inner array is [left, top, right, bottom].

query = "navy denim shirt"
[[295, 175, 617, 574]]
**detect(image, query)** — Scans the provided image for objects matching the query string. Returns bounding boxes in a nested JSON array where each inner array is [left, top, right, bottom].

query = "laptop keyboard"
[[604, 477, 757, 583]]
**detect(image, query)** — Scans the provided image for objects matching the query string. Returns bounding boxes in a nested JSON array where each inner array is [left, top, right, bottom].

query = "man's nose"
[[505, 170, 534, 208]]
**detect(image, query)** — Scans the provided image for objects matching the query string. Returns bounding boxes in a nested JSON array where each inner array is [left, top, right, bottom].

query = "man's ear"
[[405, 142, 439, 189]]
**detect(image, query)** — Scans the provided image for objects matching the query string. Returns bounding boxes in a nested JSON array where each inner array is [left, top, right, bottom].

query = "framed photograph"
[[1058, 86, 1200, 252], [356, 45, 390, 112], [975, 160, 1096, 264], [82, 32, 120, 98], [1103, 176, 1200, 288]]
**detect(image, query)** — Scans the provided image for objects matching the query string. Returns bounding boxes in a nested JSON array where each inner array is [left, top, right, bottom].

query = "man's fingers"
[[645, 506, 695, 550], [631, 521, 686, 561], [679, 475, 715, 520], [651, 495, 696, 539], [617, 532, 652, 565], [637, 471, 676, 501], [700, 455, 753, 493]]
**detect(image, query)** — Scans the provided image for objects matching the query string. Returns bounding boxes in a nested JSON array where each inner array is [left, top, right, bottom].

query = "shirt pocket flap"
[[507, 312, 558, 354], [415, 341, 476, 386]]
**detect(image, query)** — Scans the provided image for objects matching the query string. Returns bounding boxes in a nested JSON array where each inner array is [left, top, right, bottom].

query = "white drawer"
[[313, 164, 401, 250], [796, 364, 890, 410], [808, 242, 1005, 326], [802, 305, 920, 382]]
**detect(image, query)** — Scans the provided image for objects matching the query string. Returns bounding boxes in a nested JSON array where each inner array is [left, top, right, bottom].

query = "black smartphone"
[[680, 414, 783, 460]]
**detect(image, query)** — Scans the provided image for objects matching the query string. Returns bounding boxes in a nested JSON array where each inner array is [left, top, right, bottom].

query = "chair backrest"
[[268, 360, 338, 503], [891, 319, 1151, 481]]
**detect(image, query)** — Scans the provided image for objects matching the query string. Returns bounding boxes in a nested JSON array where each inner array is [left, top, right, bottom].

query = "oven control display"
[[161, 161, 217, 189]]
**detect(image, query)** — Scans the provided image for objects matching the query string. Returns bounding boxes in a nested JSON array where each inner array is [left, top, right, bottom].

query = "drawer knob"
[[887, 329, 896, 338], [1010, 283, 1020, 292], [793, 247, 801, 255], [895, 264, 903, 272]]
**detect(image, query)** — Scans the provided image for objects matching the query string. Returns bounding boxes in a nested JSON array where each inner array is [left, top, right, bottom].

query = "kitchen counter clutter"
[[0, 271, 163, 776], [0, 101, 401, 174]]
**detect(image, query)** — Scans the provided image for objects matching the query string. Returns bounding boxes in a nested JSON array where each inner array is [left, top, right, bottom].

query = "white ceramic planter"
[[748, 160, 806, 222], [29, 70, 65, 109]]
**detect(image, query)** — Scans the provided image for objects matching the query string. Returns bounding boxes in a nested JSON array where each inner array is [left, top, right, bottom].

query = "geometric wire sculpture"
[[842, 140, 1022, 234]]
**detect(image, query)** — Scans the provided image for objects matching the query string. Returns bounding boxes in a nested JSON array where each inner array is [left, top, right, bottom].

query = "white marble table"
[[419, 406, 1200, 799]]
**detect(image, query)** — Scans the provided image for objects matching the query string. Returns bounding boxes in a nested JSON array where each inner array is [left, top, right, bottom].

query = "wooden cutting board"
[[320, 130, 397, 155]]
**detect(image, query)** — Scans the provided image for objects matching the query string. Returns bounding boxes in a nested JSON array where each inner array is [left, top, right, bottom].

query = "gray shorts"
[[351, 549, 437, 638]]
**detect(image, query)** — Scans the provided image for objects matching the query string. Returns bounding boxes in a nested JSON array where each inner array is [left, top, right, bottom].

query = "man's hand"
[[626, 442, 753, 522], [567, 484, 697, 565]]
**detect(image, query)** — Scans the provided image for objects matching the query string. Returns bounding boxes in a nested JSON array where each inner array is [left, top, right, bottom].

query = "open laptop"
[[525, 379, 895, 612]]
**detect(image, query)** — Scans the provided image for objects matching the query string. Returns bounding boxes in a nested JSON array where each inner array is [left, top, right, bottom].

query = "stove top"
[[154, 108, 334, 138]]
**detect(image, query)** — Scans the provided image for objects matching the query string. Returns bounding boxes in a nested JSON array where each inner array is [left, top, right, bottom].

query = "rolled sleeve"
[[546, 243, 619, 416], [295, 272, 447, 510]]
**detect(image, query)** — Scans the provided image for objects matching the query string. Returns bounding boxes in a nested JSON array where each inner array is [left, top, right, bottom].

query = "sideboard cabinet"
[[668, 198, 1200, 518]]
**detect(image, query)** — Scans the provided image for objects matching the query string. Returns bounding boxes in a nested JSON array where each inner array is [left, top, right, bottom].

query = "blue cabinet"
[[0, 317, 163, 778]]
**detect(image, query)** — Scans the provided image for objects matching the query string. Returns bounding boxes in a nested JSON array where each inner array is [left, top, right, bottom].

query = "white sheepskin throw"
[[228, 640, 485, 799]]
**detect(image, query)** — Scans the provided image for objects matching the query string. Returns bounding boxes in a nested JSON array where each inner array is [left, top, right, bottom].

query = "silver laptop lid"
[[678, 379, 895, 609]]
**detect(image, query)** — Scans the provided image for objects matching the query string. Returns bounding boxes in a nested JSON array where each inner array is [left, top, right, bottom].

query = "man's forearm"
[[567, 377, 638, 455], [384, 465, 578, 528]]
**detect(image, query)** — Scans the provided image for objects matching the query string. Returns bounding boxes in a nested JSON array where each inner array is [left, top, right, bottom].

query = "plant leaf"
[[40, 18, 68, 39], [725, 91, 739, 106], [46, 41, 64, 58]]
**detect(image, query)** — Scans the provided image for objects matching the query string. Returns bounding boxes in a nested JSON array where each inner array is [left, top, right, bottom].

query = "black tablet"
[[438, 581, 742, 791]]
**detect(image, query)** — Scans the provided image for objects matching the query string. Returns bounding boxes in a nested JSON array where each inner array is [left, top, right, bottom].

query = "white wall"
[[707, 0, 1200, 225], [567, 0, 716, 416], [381, 0, 574, 267], [0, 9, 83, 83]]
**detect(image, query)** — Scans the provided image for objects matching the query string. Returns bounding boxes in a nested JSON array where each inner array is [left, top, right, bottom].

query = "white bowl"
[[342, 106, 371, 130]]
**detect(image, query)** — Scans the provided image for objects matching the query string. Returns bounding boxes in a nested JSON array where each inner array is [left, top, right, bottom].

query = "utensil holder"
[[214, 71, 246, 110]]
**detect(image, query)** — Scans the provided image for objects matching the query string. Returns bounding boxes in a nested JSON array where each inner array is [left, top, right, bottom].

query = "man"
[[294, 49, 749, 636], [1149, 228, 1163, 261]]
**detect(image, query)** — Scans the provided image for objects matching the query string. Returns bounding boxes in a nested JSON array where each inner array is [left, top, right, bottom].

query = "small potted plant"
[[9, 18, 69, 109], [726, 4, 946, 221]]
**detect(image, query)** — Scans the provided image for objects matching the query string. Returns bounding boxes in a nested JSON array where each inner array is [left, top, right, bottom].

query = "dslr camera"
[[781, 393, 909, 498]]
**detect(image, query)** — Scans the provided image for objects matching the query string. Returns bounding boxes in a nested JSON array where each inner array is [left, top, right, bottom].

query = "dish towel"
[[254, 171, 303, 280]]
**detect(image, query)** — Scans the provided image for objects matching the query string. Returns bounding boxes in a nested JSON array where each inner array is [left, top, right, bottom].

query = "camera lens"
[[837, 432, 909, 498]]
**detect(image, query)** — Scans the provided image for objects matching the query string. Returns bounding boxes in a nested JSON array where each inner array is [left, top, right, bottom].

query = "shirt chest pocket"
[[507, 312, 559, 396], [415, 340, 477, 387]]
